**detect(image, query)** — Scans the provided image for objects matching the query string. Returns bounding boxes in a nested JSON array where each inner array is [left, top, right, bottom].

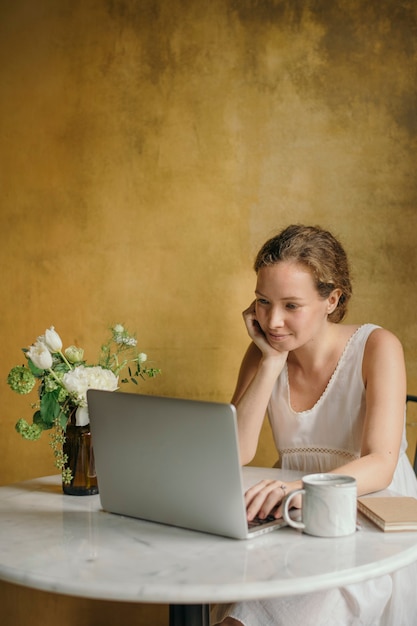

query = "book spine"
[[357, 503, 385, 530]]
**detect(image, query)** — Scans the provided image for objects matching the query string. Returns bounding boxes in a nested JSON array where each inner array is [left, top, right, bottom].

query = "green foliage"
[[15, 418, 42, 441], [7, 365, 36, 394], [8, 323, 161, 483], [49, 419, 72, 484], [40, 389, 62, 428]]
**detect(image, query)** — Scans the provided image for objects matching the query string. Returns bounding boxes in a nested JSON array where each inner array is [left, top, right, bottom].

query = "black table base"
[[169, 604, 210, 626]]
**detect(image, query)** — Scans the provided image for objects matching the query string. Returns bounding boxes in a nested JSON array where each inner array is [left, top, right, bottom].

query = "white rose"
[[43, 326, 63, 353], [27, 341, 53, 370], [63, 365, 119, 406], [138, 353, 147, 363]]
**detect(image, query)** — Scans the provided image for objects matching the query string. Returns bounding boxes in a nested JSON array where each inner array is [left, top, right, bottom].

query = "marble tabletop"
[[1, 468, 417, 606]]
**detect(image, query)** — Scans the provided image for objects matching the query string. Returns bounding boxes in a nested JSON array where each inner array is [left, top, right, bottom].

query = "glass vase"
[[62, 412, 99, 496]]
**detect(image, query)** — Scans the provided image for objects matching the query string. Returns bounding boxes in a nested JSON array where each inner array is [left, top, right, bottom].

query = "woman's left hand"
[[244, 479, 302, 521]]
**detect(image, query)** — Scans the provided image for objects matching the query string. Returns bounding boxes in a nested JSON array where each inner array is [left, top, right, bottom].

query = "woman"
[[211, 225, 417, 626]]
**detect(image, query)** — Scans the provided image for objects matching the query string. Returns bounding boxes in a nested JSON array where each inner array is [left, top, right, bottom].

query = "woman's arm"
[[232, 302, 288, 465], [232, 343, 284, 464], [328, 327, 406, 495]]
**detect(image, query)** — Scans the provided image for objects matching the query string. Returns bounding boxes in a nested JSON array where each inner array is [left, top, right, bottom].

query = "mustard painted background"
[[1, 1, 416, 624]]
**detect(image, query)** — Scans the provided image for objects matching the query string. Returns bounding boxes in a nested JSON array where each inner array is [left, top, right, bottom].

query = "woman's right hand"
[[242, 301, 287, 360]]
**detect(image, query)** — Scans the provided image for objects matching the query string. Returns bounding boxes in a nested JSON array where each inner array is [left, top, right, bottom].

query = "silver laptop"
[[87, 390, 289, 539]]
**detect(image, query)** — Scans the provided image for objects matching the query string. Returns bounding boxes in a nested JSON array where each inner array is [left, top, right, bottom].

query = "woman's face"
[[254, 261, 338, 351]]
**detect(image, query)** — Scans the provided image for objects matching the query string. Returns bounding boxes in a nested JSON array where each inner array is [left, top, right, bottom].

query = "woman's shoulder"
[[363, 325, 404, 355], [333, 324, 403, 361], [331, 323, 367, 346], [338, 323, 400, 345], [359, 325, 405, 381], [361, 325, 406, 395]]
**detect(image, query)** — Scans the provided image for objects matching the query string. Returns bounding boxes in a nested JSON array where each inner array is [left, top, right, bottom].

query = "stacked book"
[[357, 497, 417, 532]]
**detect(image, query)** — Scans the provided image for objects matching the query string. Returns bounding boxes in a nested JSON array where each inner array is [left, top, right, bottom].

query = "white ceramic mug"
[[282, 473, 357, 537]]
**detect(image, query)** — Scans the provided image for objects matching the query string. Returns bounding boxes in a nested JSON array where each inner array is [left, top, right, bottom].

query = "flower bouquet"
[[7, 324, 160, 493]]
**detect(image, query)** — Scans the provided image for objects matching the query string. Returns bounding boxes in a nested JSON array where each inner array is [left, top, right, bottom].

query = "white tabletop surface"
[[1, 467, 417, 604]]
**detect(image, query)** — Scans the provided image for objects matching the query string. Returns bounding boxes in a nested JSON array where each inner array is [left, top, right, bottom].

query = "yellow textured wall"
[[1, 1, 416, 624]]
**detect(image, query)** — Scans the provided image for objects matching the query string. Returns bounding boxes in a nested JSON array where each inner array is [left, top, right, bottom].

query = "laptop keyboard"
[[248, 514, 278, 529]]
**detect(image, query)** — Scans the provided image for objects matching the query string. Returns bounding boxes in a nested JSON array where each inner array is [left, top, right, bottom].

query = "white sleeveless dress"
[[211, 324, 417, 626]]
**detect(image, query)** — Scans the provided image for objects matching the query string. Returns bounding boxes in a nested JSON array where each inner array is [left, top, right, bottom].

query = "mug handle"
[[282, 489, 305, 530]]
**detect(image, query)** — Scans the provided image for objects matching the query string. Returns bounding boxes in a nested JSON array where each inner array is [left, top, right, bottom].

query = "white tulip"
[[27, 341, 53, 370], [44, 326, 63, 353], [65, 345, 84, 363]]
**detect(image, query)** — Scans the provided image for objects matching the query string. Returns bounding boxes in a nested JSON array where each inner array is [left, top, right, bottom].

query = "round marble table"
[[1, 468, 417, 626]]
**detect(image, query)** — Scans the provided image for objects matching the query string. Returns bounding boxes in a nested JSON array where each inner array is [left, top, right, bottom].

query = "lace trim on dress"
[[279, 446, 357, 460], [286, 324, 378, 415]]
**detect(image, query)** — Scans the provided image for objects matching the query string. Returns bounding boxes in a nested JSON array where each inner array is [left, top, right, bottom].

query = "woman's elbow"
[[367, 452, 398, 490], [239, 444, 257, 467]]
